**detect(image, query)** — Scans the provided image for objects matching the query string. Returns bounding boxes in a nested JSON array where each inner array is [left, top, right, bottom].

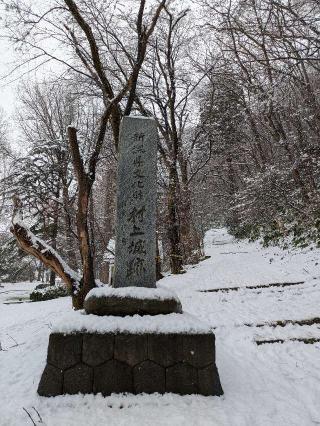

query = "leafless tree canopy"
[[1, 0, 320, 306]]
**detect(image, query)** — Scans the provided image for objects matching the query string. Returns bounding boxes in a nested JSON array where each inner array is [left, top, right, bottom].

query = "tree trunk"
[[77, 184, 96, 302], [178, 158, 202, 264], [62, 180, 79, 271], [167, 167, 183, 274], [68, 126, 96, 304], [49, 206, 59, 286], [11, 218, 82, 309], [49, 270, 56, 286]]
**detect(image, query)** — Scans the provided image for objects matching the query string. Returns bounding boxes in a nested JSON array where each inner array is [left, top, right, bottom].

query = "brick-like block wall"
[[38, 332, 223, 397]]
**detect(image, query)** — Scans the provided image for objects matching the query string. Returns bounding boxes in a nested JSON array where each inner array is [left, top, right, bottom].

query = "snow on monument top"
[[85, 286, 180, 302]]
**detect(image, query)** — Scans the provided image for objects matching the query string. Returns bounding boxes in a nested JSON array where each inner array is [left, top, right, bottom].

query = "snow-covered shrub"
[[30, 283, 69, 302]]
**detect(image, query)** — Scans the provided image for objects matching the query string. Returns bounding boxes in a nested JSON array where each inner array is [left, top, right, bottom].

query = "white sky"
[[0, 0, 200, 139], [0, 1, 63, 149], [0, 1, 50, 119], [0, 36, 17, 116]]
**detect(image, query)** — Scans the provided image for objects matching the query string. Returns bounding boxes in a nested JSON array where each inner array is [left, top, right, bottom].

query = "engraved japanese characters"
[[114, 117, 158, 288]]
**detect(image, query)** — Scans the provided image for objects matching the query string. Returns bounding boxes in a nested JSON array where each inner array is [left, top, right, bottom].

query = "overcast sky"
[[0, 0, 200, 130], [0, 34, 17, 116], [0, 0, 59, 121]]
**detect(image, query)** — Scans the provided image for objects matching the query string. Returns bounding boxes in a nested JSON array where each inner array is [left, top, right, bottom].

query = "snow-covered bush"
[[30, 283, 69, 302]]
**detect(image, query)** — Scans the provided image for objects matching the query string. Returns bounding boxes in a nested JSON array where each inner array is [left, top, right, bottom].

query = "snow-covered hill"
[[1, 229, 319, 426]]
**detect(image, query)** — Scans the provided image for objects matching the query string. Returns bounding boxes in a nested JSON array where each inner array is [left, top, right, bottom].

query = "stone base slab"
[[84, 287, 182, 316], [38, 331, 223, 397]]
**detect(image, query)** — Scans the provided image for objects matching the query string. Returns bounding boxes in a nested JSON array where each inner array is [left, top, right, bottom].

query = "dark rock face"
[[166, 363, 198, 394], [38, 331, 223, 397], [64, 363, 93, 395], [82, 334, 114, 366], [198, 364, 224, 396], [84, 294, 182, 316], [38, 364, 62, 397], [47, 333, 82, 370], [114, 334, 148, 366], [94, 360, 133, 395], [133, 360, 165, 394], [148, 334, 184, 367]]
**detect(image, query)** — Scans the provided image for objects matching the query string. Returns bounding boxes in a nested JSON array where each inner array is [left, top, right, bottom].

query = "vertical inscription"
[[126, 133, 146, 279], [114, 117, 158, 288]]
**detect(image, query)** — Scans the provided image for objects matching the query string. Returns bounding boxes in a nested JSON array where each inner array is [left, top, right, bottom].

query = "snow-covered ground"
[[1, 228, 319, 426]]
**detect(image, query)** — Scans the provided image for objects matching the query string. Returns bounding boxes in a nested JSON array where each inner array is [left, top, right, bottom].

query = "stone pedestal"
[[36, 115, 223, 398], [84, 287, 182, 316], [38, 331, 223, 397]]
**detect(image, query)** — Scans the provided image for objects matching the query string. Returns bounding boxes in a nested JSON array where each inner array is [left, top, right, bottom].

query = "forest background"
[[0, 0, 319, 288]]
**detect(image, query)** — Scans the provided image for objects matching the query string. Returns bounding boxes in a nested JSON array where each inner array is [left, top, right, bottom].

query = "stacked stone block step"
[[38, 332, 223, 397]]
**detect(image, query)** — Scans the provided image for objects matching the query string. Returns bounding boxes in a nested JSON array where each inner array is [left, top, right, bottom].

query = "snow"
[[85, 286, 180, 302], [1, 228, 320, 426], [52, 311, 211, 335], [0, 280, 39, 304], [103, 238, 115, 261], [32, 283, 67, 296], [12, 215, 82, 289]]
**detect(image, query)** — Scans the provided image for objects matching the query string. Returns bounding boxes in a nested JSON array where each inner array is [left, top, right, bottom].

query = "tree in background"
[[2, 0, 320, 295], [196, 0, 320, 246], [134, 5, 211, 272], [5, 0, 168, 308]]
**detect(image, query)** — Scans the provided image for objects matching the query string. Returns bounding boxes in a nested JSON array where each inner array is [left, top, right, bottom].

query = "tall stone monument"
[[114, 116, 157, 288], [37, 116, 223, 397]]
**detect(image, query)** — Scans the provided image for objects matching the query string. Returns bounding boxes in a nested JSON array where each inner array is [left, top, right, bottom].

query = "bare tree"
[[6, 0, 168, 308], [134, 5, 211, 272], [197, 0, 320, 244]]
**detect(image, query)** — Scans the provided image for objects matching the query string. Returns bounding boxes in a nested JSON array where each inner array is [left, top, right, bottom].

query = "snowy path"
[[0, 229, 319, 426]]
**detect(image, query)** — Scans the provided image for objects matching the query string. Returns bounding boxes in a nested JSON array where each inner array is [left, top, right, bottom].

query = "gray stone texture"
[[114, 116, 158, 288], [38, 331, 223, 397], [148, 334, 184, 367], [37, 364, 63, 397], [134, 361, 165, 394], [182, 334, 215, 367], [166, 363, 198, 395], [114, 334, 148, 366], [47, 333, 82, 370], [84, 293, 182, 316], [82, 334, 114, 366], [94, 360, 133, 395], [198, 364, 224, 396], [64, 363, 93, 394]]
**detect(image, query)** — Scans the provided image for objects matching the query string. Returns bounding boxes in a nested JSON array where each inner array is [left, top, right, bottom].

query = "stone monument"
[[114, 116, 157, 289], [37, 116, 223, 397], [84, 116, 181, 316]]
